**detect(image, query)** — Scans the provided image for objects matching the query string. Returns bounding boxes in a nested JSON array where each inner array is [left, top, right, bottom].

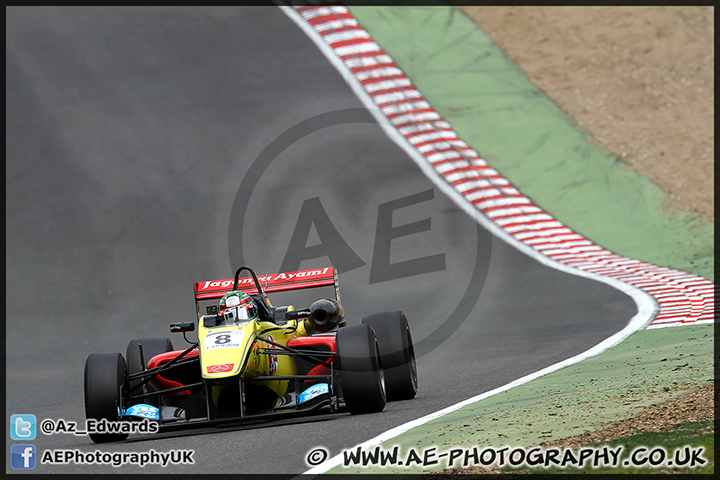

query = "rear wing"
[[193, 266, 339, 319]]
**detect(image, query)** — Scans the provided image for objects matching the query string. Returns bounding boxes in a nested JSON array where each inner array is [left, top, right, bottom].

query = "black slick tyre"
[[125, 337, 174, 407], [362, 311, 417, 401], [84, 352, 129, 443], [336, 324, 386, 414]]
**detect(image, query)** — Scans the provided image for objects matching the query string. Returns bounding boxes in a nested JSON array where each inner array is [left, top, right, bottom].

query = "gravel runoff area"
[[462, 6, 713, 222]]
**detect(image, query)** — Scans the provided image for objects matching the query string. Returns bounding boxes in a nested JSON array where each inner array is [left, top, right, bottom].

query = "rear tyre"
[[336, 324, 386, 414], [362, 311, 417, 401], [84, 352, 129, 443], [125, 338, 174, 407]]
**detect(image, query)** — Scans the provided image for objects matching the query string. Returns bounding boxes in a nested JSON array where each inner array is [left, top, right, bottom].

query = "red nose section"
[[287, 335, 337, 351], [146, 349, 199, 396], [287, 336, 337, 383]]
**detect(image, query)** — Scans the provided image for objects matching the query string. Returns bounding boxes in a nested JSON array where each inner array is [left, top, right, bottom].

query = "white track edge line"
[[280, 5, 659, 476], [305, 304, 651, 475]]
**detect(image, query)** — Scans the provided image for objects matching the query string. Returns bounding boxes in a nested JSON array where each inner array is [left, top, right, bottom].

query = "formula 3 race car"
[[83, 266, 417, 443]]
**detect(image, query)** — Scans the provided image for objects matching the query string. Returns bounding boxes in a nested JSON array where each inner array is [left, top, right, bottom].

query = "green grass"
[[499, 420, 714, 474]]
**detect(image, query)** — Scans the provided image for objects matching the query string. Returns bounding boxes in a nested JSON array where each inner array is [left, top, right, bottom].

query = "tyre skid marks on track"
[[289, 4, 714, 331]]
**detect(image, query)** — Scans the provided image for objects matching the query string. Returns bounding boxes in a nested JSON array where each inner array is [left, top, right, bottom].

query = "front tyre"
[[336, 324, 386, 414], [362, 311, 418, 400], [84, 352, 129, 443]]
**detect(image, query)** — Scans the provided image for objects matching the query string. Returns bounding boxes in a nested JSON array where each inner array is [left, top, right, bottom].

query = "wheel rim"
[[377, 343, 386, 396], [407, 326, 418, 387], [410, 350, 417, 384], [379, 367, 386, 395]]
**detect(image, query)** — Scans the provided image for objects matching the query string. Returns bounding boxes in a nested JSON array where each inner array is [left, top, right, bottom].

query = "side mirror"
[[273, 306, 290, 324], [202, 314, 222, 328], [170, 322, 195, 333]]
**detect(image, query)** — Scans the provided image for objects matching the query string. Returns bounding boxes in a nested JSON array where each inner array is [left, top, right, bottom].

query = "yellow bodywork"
[[197, 309, 310, 399]]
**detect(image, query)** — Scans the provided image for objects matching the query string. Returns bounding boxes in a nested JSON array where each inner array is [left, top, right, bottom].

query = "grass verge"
[[498, 420, 713, 474]]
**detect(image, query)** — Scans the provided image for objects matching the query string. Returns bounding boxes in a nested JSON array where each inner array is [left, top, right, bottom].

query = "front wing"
[[122, 340, 341, 430]]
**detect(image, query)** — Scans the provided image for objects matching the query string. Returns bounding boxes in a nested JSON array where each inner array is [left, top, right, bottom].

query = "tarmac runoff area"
[[327, 323, 713, 474], [316, 6, 715, 475]]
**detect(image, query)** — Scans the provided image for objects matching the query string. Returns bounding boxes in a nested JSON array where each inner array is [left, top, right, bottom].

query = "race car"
[[83, 265, 417, 443]]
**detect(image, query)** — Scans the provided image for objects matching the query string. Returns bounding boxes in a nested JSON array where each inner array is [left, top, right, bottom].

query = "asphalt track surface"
[[6, 7, 636, 475]]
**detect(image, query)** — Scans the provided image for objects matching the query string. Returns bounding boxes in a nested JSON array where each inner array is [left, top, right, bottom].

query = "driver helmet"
[[218, 291, 258, 322]]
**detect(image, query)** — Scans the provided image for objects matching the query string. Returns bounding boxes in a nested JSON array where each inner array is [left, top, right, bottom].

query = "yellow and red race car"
[[83, 266, 417, 443]]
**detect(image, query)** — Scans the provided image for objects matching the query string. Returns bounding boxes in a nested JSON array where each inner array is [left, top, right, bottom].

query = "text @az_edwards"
[[328, 444, 708, 470], [40, 418, 158, 436]]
